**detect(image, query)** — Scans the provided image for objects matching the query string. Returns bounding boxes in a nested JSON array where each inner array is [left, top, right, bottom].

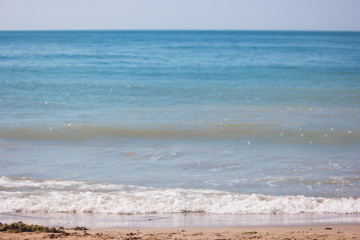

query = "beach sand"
[[1, 224, 359, 239]]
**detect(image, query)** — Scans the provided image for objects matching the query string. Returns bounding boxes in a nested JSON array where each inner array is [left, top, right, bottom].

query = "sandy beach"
[[1, 224, 360, 239]]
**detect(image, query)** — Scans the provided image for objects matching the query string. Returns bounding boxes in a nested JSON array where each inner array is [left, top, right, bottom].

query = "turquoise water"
[[0, 31, 360, 216]]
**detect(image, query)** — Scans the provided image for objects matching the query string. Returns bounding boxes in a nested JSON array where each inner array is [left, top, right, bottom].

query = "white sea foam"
[[0, 176, 359, 215]]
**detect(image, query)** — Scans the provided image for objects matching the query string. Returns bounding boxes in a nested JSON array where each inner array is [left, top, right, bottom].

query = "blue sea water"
[[0, 31, 360, 223]]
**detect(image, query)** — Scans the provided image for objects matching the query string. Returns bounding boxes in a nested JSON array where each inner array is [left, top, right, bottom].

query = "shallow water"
[[1, 212, 360, 229], [0, 31, 359, 220]]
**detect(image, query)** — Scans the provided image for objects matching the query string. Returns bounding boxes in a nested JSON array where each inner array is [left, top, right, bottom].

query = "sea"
[[0, 30, 359, 228]]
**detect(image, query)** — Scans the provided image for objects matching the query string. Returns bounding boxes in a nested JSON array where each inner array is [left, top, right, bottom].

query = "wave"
[[0, 177, 359, 215], [0, 125, 358, 145]]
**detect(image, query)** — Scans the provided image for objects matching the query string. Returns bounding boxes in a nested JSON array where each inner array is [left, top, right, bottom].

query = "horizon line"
[[1, 29, 360, 32]]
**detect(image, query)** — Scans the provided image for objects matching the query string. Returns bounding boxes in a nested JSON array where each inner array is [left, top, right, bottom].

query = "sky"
[[0, 0, 360, 31]]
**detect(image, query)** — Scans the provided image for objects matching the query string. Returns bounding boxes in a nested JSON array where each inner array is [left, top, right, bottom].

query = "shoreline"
[[2, 212, 360, 229], [1, 224, 360, 239]]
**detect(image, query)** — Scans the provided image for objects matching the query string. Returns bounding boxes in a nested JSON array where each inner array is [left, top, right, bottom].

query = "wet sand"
[[1, 224, 359, 239]]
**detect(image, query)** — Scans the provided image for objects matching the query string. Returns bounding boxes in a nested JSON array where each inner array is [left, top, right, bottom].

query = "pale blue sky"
[[1, 0, 359, 31]]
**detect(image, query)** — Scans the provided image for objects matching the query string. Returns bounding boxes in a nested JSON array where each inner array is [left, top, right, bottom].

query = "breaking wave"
[[0, 177, 359, 215]]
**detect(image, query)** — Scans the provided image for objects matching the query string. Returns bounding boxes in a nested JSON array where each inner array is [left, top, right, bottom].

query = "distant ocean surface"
[[0, 31, 359, 222]]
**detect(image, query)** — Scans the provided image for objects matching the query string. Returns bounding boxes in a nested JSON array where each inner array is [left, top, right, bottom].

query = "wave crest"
[[0, 177, 359, 215]]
